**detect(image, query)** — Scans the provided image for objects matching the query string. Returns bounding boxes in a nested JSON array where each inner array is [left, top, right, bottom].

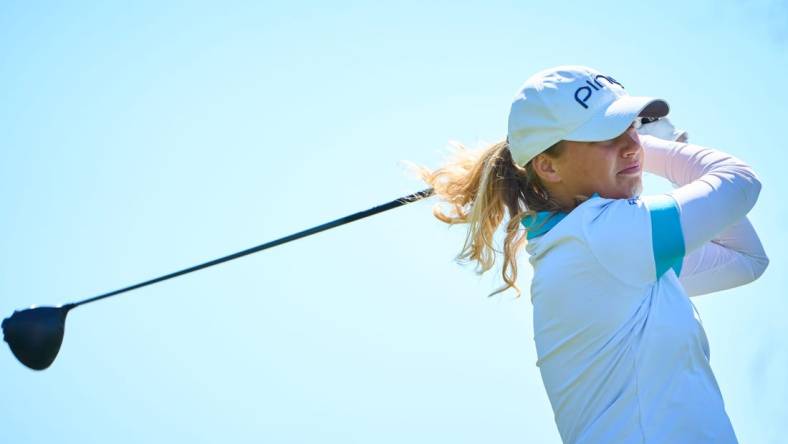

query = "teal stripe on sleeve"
[[647, 194, 685, 278]]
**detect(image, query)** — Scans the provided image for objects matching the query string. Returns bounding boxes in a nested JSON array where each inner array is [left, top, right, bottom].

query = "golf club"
[[3, 188, 434, 370]]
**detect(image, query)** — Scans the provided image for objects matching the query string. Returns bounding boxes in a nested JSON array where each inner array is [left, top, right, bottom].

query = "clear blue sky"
[[2, 1, 786, 443]]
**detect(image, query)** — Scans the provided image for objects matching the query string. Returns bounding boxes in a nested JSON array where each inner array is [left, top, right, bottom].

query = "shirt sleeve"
[[582, 195, 686, 287], [642, 134, 768, 293], [583, 135, 765, 288], [678, 216, 769, 296]]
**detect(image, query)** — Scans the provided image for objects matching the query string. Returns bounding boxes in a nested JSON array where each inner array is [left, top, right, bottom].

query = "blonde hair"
[[406, 139, 568, 297]]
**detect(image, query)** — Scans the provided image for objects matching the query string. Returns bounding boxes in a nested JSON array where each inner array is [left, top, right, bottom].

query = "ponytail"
[[407, 139, 565, 297]]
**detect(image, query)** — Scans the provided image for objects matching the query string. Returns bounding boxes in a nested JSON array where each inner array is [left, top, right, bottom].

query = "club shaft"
[[70, 188, 434, 308]]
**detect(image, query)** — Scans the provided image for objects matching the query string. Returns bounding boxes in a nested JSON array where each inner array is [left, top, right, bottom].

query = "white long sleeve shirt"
[[521, 135, 768, 443]]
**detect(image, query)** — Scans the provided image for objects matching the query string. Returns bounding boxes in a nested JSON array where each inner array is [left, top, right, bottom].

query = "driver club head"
[[2, 305, 74, 370]]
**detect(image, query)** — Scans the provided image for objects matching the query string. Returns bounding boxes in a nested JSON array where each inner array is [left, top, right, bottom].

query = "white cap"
[[507, 65, 669, 166]]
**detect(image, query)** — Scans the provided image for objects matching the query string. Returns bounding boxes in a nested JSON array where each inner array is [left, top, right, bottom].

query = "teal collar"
[[522, 193, 600, 239]]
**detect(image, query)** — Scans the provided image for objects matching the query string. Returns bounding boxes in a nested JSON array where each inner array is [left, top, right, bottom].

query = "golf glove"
[[635, 116, 689, 143]]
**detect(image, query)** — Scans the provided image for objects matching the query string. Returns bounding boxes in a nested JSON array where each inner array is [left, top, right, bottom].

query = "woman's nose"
[[621, 127, 641, 158]]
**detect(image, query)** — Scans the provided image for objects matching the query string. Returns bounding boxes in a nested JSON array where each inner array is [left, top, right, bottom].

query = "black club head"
[[2, 305, 74, 370]]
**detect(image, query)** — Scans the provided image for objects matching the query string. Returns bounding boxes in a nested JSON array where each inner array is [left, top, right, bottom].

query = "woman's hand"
[[635, 116, 689, 143]]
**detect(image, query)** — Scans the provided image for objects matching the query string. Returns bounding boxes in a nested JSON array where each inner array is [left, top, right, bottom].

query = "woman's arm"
[[678, 218, 769, 296], [641, 133, 769, 295]]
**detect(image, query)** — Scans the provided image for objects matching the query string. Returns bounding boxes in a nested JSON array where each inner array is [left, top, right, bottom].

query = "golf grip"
[[70, 188, 435, 308]]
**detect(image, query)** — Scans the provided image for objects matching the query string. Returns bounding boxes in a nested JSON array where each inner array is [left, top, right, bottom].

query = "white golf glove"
[[635, 116, 689, 143]]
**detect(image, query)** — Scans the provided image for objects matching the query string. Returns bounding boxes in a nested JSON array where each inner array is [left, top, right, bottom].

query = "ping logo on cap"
[[574, 74, 625, 109]]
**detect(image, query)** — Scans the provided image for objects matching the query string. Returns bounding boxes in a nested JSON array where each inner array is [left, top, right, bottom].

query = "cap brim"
[[563, 96, 669, 142]]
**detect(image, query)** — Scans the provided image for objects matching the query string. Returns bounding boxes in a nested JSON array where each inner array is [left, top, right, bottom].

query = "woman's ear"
[[531, 153, 562, 183]]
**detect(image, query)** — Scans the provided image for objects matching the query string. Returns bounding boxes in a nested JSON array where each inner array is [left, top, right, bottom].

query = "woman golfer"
[[414, 65, 768, 443]]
